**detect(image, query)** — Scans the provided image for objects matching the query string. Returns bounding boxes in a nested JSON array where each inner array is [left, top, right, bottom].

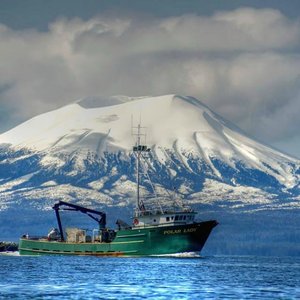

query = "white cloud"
[[214, 8, 300, 49], [0, 7, 300, 155]]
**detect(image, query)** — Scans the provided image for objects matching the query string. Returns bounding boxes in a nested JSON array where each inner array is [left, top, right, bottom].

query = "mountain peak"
[[0, 94, 299, 190], [1, 95, 299, 255], [0, 94, 211, 151]]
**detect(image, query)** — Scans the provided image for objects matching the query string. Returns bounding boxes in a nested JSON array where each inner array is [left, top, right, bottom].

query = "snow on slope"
[[0, 94, 299, 189], [1, 95, 300, 256]]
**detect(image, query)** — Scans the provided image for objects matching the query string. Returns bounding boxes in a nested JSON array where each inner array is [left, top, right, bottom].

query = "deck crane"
[[52, 201, 106, 241]]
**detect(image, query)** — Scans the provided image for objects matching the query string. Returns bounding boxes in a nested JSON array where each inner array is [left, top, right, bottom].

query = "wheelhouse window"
[[166, 217, 170, 222]]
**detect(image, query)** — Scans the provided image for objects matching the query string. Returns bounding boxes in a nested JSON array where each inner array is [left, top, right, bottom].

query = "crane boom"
[[52, 201, 106, 241]]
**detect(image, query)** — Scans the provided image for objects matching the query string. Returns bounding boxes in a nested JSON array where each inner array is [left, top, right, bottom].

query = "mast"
[[132, 121, 169, 215], [137, 124, 141, 209], [132, 123, 149, 212]]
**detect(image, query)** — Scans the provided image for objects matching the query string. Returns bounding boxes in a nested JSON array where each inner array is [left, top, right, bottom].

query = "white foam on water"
[[0, 251, 20, 256], [150, 252, 201, 258]]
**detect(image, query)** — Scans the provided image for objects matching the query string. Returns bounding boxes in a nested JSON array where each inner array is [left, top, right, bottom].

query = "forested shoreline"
[[0, 241, 18, 252]]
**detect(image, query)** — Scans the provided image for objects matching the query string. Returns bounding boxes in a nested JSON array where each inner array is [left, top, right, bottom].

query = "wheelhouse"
[[132, 209, 197, 228]]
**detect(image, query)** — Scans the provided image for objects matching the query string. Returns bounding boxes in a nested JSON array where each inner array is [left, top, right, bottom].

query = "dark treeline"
[[0, 241, 18, 252]]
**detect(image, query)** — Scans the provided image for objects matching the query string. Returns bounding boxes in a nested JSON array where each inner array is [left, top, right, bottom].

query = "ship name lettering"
[[183, 228, 197, 233], [163, 229, 182, 235]]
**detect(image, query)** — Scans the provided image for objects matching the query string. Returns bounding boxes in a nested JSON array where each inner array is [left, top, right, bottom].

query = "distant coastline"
[[0, 241, 18, 252]]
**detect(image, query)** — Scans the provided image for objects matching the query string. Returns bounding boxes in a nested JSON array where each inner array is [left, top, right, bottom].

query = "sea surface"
[[0, 254, 299, 299]]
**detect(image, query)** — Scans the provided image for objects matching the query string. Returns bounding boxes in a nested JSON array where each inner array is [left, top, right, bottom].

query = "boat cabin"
[[132, 210, 197, 228]]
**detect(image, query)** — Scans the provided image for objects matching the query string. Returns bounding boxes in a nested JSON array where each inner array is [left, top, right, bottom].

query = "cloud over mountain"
[[0, 7, 300, 153]]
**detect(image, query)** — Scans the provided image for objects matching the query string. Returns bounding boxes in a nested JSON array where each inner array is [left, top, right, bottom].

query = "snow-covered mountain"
[[1, 94, 300, 255], [0, 94, 299, 214]]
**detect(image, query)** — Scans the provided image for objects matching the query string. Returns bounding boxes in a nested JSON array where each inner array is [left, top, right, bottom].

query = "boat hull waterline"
[[19, 221, 217, 256]]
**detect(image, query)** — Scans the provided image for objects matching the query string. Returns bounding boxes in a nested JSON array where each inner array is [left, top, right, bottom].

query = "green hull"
[[19, 221, 217, 256]]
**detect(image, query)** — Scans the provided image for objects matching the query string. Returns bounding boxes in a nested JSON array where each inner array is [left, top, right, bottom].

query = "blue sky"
[[0, 0, 300, 158]]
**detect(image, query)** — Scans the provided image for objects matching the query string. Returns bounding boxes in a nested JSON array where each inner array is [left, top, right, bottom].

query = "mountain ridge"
[[0, 94, 299, 214], [0, 94, 299, 255]]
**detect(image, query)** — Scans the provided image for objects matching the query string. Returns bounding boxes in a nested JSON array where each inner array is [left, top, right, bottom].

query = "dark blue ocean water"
[[0, 254, 299, 299]]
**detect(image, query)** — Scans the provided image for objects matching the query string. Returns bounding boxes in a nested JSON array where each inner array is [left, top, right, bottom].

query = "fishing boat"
[[19, 124, 218, 256]]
